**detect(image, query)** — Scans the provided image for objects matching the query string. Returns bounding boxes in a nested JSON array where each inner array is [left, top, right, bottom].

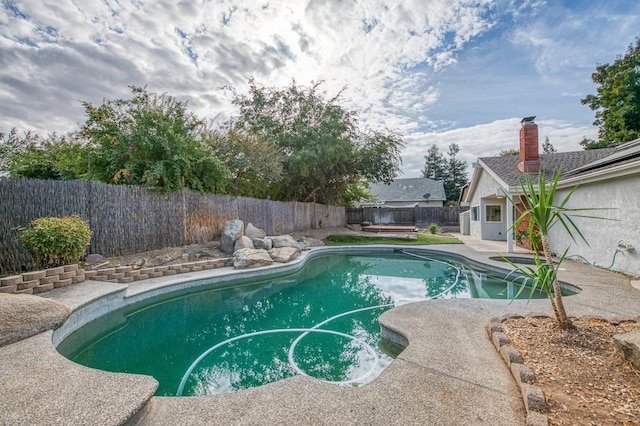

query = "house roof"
[[479, 148, 617, 187], [466, 138, 640, 202], [566, 138, 640, 176], [369, 177, 446, 202], [465, 139, 640, 201]]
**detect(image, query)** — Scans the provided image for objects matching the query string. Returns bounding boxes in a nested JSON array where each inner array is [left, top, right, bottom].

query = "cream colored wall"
[[548, 172, 640, 277], [467, 168, 508, 240]]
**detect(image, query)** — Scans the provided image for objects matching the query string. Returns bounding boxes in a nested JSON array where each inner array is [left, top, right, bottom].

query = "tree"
[[229, 80, 404, 205], [581, 37, 640, 144], [422, 143, 468, 202], [507, 171, 606, 330], [82, 86, 229, 193], [422, 144, 446, 180], [203, 128, 283, 198], [579, 137, 610, 150], [444, 143, 468, 202], [422, 143, 467, 202], [498, 148, 519, 156], [0, 129, 90, 180], [542, 136, 556, 154]]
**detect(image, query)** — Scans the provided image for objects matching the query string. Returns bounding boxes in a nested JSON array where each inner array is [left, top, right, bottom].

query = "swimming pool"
[[56, 250, 576, 396]]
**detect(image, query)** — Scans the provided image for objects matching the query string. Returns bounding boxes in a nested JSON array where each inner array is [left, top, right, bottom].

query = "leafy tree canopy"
[[82, 86, 229, 193], [0, 129, 90, 180], [581, 37, 640, 145], [498, 148, 519, 156], [229, 79, 404, 205], [578, 137, 613, 150], [203, 128, 283, 198]]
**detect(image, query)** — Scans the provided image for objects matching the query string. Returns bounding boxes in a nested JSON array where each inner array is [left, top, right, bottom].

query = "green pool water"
[[57, 251, 572, 396]]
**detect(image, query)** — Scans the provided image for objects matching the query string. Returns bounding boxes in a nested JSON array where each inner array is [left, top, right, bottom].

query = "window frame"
[[471, 205, 479, 221], [485, 204, 502, 222]]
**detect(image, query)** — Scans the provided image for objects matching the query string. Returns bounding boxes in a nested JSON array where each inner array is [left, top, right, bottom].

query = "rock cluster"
[[220, 220, 324, 269]]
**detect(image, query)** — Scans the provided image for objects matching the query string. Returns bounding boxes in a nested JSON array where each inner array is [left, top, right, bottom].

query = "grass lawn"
[[324, 233, 462, 246]]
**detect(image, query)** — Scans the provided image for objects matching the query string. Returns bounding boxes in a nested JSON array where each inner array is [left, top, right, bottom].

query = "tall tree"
[[443, 143, 468, 202], [581, 37, 640, 144], [422, 144, 446, 180], [82, 86, 229, 193], [230, 79, 403, 206], [542, 136, 556, 154]]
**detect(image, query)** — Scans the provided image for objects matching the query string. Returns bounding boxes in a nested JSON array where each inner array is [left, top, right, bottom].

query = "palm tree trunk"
[[541, 235, 573, 330]]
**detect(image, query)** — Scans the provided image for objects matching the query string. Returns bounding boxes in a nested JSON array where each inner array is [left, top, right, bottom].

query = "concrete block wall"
[[0, 258, 234, 293], [86, 258, 233, 284], [0, 265, 85, 295]]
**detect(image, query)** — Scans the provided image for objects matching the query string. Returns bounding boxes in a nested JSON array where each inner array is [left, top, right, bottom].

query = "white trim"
[[485, 204, 503, 223], [557, 161, 640, 188]]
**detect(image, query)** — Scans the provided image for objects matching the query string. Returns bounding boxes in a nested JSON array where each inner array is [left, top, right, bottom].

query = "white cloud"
[[400, 118, 598, 178], [1, 0, 498, 135], [1, 0, 638, 181]]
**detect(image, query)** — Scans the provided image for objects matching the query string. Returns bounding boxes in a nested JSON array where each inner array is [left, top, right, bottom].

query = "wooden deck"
[[361, 225, 417, 233]]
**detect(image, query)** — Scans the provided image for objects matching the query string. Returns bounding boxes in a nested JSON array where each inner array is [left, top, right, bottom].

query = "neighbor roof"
[[369, 177, 446, 202]]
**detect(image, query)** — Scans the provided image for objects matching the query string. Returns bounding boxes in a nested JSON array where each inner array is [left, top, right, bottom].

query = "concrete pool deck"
[[1, 238, 639, 425]]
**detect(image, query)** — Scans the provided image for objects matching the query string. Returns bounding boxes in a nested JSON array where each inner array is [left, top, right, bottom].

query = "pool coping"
[[2, 243, 639, 425]]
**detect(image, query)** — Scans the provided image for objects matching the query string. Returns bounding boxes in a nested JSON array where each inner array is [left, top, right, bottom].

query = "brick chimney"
[[518, 116, 540, 173]]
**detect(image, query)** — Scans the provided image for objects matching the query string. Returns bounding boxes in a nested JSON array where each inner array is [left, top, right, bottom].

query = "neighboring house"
[[458, 183, 470, 207], [362, 177, 446, 207], [464, 117, 640, 277]]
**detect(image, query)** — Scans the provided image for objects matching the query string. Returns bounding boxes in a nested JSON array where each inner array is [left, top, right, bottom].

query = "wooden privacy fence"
[[0, 179, 346, 275], [347, 206, 468, 228]]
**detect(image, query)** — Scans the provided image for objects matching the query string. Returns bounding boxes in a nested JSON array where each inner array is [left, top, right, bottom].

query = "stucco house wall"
[[548, 173, 640, 277], [467, 168, 508, 241]]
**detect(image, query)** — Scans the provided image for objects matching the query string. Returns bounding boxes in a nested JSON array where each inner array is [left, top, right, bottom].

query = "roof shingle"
[[479, 148, 617, 186]]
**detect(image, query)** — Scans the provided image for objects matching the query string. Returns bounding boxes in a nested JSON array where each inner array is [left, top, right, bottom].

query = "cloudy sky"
[[1, 1, 639, 177]]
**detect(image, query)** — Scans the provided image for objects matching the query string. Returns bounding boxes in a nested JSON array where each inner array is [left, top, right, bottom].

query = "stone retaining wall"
[[487, 314, 550, 426], [0, 258, 234, 294], [86, 258, 233, 284], [0, 265, 85, 295]]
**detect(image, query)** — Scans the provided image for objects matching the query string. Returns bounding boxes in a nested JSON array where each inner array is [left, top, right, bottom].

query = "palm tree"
[[508, 170, 605, 330]]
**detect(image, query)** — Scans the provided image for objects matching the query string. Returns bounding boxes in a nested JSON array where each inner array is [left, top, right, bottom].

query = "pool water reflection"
[[57, 251, 572, 396]]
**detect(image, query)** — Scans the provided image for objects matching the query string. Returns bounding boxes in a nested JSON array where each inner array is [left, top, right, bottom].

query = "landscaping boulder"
[[298, 236, 324, 250], [245, 223, 266, 240], [271, 235, 301, 250], [253, 237, 273, 251], [85, 253, 105, 264], [613, 330, 640, 369], [220, 219, 244, 254], [270, 247, 301, 263], [0, 294, 71, 347], [234, 236, 254, 252], [233, 248, 274, 269]]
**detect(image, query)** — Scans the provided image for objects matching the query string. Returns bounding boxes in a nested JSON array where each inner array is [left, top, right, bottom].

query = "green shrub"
[[20, 215, 91, 268], [428, 223, 440, 234]]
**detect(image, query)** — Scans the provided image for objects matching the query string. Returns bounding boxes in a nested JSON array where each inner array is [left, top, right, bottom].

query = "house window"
[[485, 205, 502, 222], [471, 206, 479, 221]]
